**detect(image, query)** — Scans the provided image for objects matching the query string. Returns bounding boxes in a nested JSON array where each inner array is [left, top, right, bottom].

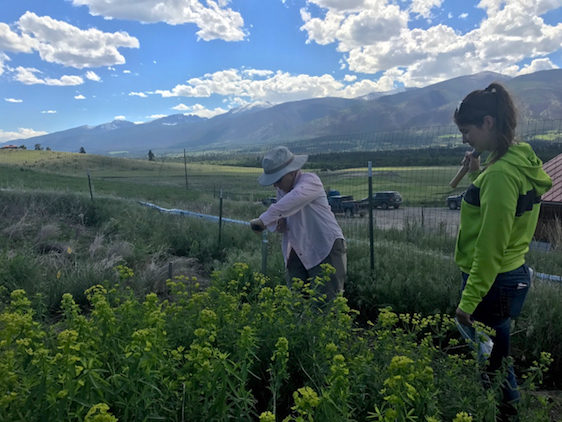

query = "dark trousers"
[[462, 264, 531, 411], [286, 239, 347, 301]]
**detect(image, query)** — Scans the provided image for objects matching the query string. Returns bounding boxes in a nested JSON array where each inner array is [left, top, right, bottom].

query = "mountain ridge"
[[13, 69, 562, 154]]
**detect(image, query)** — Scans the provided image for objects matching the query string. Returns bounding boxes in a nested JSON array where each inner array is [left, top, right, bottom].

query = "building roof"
[[542, 153, 562, 204]]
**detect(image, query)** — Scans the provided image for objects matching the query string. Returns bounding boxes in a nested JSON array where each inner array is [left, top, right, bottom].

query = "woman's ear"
[[483, 115, 495, 130]]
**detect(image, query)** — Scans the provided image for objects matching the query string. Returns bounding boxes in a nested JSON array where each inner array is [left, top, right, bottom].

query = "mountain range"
[[14, 69, 562, 155]]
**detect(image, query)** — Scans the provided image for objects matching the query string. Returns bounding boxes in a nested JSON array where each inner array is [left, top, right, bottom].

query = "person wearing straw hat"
[[250, 146, 347, 301]]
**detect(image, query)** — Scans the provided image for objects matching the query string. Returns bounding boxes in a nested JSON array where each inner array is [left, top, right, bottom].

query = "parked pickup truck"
[[328, 194, 364, 217]]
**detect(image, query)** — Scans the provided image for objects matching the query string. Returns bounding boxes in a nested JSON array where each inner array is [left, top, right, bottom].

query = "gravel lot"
[[338, 207, 461, 236]]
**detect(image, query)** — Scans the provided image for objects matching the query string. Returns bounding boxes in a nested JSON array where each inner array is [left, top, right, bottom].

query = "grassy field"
[[0, 150, 464, 206]]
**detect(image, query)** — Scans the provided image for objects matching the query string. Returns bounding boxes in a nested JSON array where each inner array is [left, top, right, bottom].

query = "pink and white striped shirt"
[[259, 171, 344, 270]]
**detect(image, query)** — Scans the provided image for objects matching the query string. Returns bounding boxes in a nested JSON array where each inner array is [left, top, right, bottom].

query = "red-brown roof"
[[542, 153, 562, 204]]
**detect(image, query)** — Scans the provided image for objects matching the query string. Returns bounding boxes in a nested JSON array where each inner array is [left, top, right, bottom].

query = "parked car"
[[261, 197, 277, 206], [446, 191, 465, 210], [328, 195, 363, 217], [359, 191, 403, 210]]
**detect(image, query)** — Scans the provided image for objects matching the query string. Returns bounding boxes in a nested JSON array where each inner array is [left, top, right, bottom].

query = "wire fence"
[[1, 119, 561, 250]]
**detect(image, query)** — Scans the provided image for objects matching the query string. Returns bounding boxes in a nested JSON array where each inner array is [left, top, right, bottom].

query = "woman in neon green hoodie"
[[453, 83, 552, 420]]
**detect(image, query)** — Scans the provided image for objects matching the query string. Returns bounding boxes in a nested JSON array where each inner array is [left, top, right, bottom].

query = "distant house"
[[1, 144, 18, 149], [536, 153, 562, 243]]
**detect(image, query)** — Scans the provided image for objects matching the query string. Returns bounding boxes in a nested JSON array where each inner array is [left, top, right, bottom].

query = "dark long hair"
[[454, 82, 517, 162]]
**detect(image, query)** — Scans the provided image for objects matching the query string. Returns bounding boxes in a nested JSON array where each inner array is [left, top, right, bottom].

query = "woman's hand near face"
[[464, 151, 480, 173]]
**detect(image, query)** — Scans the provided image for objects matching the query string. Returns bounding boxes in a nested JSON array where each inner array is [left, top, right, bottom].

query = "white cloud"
[[242, 69, 274, 77], [114, 115, 126, 120], [41, 110, 57, 113], [5, 98, 22, 103], [154, 68, 349, 103], [448, 12, 453, 18], [153, 67, 410, 102], [14, 67, 84, 86], [409, 0, 444, 19], [299, 0, 562, 88], [303, 0, 367, 13], [129, 92, 147, 97], [75, 94, 86, 99], [85, 71, 101, 81], [147, 114, 167, 119], [172, 104, 190, 111], [71, 0, 247, 41], [459, 13, 468, 19], [0, 12, 139, 69], [0, 51, 11, 76], [0, 22, 37, 53], [335, 7, 408, 51], [300, 9, 344, 46], [503, 58, 558, 77], [0, 128, 48, 143], [180, 103, 227, 119], [123, 70, 131, 74]]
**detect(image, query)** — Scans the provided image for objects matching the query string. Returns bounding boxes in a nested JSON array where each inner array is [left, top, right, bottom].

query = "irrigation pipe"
[[138, 201, 269, 275]]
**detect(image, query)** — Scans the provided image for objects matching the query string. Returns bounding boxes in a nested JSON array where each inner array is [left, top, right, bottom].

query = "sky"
[[1, 0, 562, 143]]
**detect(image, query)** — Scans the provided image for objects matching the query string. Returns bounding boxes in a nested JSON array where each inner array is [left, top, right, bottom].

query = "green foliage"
[[0, 271, 554, 422]]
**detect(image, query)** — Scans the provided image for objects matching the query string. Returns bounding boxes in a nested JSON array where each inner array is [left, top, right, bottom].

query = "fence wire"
[[1, 120, 561, 249]]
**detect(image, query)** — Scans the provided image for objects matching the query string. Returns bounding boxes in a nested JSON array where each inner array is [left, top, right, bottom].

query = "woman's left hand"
[[456, 307, 473, 326]]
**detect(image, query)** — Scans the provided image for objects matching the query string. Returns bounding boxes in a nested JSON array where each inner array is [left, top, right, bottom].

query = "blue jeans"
[[461, 264, 531, 407]]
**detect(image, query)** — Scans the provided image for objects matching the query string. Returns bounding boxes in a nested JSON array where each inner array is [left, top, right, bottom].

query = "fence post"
[[183, 149, 188, 190], [368, 161, 374, 276], [168, 262, 173, 281], [218, 188, 223, 251], [87, 169, 94, 202], [261, 231, 268, 275]]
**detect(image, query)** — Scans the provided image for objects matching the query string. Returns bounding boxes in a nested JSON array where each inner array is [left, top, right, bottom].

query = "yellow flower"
[[56, 270, 61, 279], [67, 246, 72, 254], [259, 411, 276, 422], [453, 412, 473, 422]]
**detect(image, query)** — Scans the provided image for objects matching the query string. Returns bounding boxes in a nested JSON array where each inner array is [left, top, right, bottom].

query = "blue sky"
[[1, 0, 562, 143]]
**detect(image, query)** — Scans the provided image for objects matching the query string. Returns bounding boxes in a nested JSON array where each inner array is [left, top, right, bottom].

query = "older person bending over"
[[250, 146, 346, 300]]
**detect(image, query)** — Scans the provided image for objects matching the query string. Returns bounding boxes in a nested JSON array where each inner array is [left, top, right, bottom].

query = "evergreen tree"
[[148, 150, 155, 161], [79, 147, 86, 153]]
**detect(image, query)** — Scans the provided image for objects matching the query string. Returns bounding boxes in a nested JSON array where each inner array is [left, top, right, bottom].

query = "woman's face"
[[273, 171, 297, 193], [457, 116, 496, 153]]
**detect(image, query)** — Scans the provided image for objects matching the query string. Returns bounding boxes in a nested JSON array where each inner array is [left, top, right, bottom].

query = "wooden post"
[[87, 169, 94, 202], [183, 149, 188, 190]]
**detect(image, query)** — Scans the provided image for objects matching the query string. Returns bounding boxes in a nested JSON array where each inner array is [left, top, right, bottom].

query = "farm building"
[[536, 153, 562, 244], [1, 144, 18, 149]]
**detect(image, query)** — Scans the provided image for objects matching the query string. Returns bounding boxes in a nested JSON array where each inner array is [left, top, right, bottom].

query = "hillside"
[[14, 69, 562, 155]]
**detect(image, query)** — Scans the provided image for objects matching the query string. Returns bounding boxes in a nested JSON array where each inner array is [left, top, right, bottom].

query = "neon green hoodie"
[[456, 142, 552, 315]]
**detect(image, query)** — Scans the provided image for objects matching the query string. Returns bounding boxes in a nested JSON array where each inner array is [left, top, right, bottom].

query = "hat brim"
[[257, 154, 308, 186]]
